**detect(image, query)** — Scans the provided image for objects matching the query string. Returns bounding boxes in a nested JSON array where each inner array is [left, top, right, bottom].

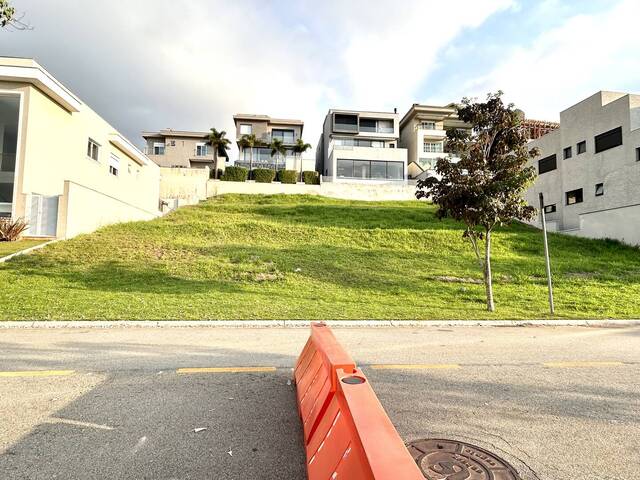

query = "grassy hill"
[[1, 194, 639, 320]]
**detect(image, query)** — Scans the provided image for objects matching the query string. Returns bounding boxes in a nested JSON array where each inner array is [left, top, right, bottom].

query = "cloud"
[[461, 0, 640, 120], [0, 0, 514, 159]]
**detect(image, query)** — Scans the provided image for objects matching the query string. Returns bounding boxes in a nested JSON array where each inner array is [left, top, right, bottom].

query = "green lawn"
[[0, 239, 49, 259], [1, 194, 639, 320]]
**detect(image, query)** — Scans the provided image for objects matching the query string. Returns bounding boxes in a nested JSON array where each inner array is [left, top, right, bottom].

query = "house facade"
[[316, 109, 407, 182], [233, 114, 305, 171], [526, 91, 640, 246], [398, 104, 471, 180], [0, 57, 160, 238], [142, 129, 228, 171]]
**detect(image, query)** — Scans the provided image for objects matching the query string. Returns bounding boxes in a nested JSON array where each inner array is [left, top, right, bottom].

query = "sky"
[[2, 0, 639, 159]]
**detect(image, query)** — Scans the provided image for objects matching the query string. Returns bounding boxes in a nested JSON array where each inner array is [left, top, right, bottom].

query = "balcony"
[[359, 125, 394, 134]]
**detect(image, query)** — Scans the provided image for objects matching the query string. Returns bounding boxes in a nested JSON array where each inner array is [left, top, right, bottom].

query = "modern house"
[[315, 109, 407, 182], [398, 103, 471, 180], [526, 91, 640, 246], [232, 114, 306, 171], [0, 57, 160, 238], [142, 129, 228, 171]]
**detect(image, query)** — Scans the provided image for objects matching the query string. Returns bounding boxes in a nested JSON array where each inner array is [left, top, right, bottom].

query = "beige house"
[[399, 104, 471, 180], [526, 91, 640, 246], [0, 57, 160, 239], [233, 114, 305, 171], [316, 109, 408, 182], [142, 129, 228, 171]]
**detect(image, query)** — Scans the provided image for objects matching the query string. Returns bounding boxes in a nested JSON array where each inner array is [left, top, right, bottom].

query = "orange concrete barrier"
[[294, 323, 423, 479]]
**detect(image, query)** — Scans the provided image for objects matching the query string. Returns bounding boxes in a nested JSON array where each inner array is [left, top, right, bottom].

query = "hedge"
[[277, 169, 298, 184], [221, 166, 248, 182], [252, 168, 276, 183], [210, 168, 224, 179], [302, 171, 320, 185]]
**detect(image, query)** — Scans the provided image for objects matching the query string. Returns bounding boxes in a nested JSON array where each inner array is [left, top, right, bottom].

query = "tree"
[[238, 134, 261, 178], [0, 1, 31, 29], [416, 92, 537, 312], [270, 138, 286, 169], [207, 128, 230, 179], [293, 138, 312, 181]]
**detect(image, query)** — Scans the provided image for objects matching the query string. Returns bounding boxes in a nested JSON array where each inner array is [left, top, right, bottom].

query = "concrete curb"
[[0, 239, 58, 263], [1, 319, 639, 329]]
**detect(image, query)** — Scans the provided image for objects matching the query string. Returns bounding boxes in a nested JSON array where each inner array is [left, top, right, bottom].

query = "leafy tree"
[[207, 128, 230, 179], [292, 138, 312, 181], [416, 92, 537, 311], [0, 0, 15, 27], [270, 138, 286, 169]]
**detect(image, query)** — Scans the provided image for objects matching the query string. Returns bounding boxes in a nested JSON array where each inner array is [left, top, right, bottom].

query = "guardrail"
[[294, 323, 423, 479]]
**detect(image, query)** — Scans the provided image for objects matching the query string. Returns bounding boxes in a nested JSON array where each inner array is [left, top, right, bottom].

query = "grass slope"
[[0, 239, 49, 258], [1, 194, 639, 320]]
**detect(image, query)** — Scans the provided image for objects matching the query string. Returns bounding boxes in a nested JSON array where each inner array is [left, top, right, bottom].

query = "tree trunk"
[[484, 229, 495, 312], [213, 149, 218, 179], [299, 153, 303, 182], [249, 146, 253, 180]]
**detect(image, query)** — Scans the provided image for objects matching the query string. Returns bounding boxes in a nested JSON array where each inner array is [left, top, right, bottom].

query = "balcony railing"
[[238, 133, 300, 144], [359, 126, 395, 134]]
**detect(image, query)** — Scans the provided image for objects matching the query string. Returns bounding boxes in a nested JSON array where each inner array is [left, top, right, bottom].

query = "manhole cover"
[[407, 439, 522, 480]]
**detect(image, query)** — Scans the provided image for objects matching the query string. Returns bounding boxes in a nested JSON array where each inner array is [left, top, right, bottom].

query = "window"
[[637, 147, 640, 162], [87, 138, 100, 161], [566, 188, 583, 205], [196, 143, 208, 156], [538, 154, 557, 174], [420, 121, 436, 130], [595, 183, 604, 196], [423, 141, 443, 153], [153, 142, 165, 155], [334, 114, 358, 132], [563, 146, 572, 159], [544, 204, 556, 214], [577, 141, 586, 154], [271, 129, 295, 143], [239, 124, 252, 135], [594, 126, 622, 153], [336, 159, 404, 180], [109, 154, 119, 177]]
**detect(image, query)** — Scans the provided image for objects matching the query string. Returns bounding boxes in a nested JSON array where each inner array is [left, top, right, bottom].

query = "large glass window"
[[0, 94, 20, 213], [271, 129, 295, 143], [334, 114, 358, 132], [336, 159, 404, 180], [240, 124, 252, 135], [538, 154, 557, 174], [594, 126, 622, 153], [423, 141, 443, 153]]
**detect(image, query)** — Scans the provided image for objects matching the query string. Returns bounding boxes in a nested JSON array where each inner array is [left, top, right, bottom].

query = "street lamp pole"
[[539, 192, 555, 315]]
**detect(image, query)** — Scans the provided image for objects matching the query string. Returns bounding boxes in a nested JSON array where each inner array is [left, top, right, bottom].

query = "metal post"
[[538, 193, 555, 315]]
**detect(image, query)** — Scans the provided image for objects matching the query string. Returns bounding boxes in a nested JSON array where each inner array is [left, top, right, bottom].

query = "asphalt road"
[[0, 325, 638, 479]]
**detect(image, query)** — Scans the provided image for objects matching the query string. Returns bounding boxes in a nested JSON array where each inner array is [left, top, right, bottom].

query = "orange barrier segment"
[[294, 323, 423, 479]]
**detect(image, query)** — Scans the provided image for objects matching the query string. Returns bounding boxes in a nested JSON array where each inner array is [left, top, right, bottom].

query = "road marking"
[[177, 367, 277, 374], [0, 370, 75, 378], [543, 361, 625, 368], [46, 417, 114, 431], [369, 364, 461, 370]]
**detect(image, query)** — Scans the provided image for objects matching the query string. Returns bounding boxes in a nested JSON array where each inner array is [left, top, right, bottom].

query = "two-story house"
[[315, 109, 407, 182], [398, 104, 471, 180], [0, 57, 160, 238], [526, 91, 640, 246], [142, 129, 228, 171], [233, 114, 304, 171]]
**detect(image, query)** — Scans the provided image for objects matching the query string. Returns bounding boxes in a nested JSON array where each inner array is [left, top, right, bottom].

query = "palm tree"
[[238, 133, 259, 178], [293, 138, 312, 181], [270, 138, 286, 170], [207, 128, 230, 179]]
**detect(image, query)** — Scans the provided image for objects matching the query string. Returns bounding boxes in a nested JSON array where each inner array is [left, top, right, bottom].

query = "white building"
[[526, 91, 640, 246], [316, 109, 408, 182], [398, 104, 470, 180]]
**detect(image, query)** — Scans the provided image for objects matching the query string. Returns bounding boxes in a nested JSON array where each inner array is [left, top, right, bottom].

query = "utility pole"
[[538, 193, 555, 315]]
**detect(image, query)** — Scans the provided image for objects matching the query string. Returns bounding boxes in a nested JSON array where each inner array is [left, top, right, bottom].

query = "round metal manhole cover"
[[407, 439, 522, 480]]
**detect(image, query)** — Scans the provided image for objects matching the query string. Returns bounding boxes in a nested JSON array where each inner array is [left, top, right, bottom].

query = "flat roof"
[[141, 129, 210, 139], [327, 108, 398, 116], [233, 114, 304, 126], [399, 103, 458, 128]]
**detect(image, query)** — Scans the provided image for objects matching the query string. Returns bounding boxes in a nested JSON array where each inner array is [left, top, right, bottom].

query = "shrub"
[[209, 168, 224, 179], [252, 168, 276, 183], [302, 171, 320, 185], [277, 169, 298, 184], [221, 166, 248, 182], [0, 217, 28, 241]]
